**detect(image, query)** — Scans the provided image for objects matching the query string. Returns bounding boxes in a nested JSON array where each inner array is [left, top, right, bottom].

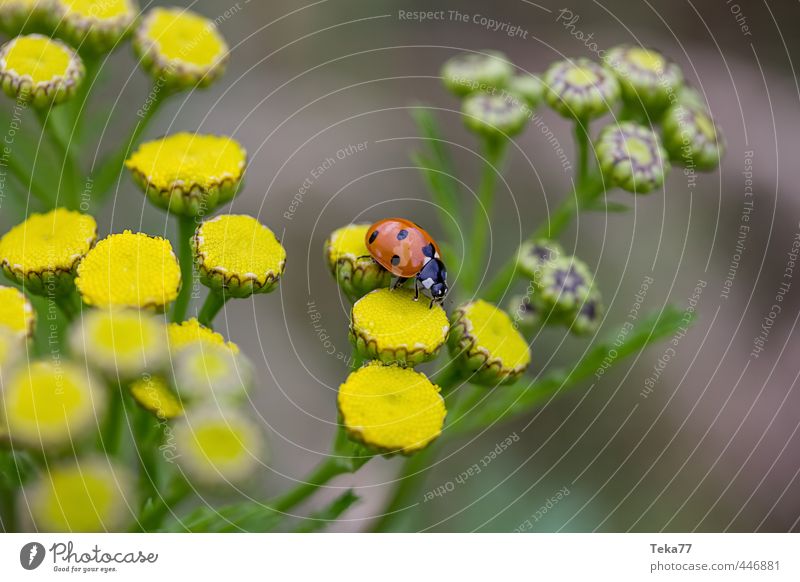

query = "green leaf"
[[585, 201, 630, 213], [173, 502, 285, 533], [294, 490, 360, 533], [451, 305, 692, 434]]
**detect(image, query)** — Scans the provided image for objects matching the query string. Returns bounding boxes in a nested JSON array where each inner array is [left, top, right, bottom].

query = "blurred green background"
[[2, 0, 799, 532]]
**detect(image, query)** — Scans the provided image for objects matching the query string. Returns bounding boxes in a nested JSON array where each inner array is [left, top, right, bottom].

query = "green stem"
[[197, 290, 228, 328], [1, 148, 52, 207], [101, 385, 124, 456], [268, 455, 353, 514], [371, 444, 437, 532], [137, 474, 191, 532], [171, 215, 196, 323], [92, 85, 169, 202], [35, 108, 80, 210], [463, 139, 506, 296]]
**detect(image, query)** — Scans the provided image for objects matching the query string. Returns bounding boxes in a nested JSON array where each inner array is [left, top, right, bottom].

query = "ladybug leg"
[[413, 279, 420, 301], [392, 277, 408, 290]]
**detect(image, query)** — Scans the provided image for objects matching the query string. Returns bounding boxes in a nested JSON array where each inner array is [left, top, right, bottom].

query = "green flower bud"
[[441, 50, 513, 96], [544, 58, 620, 120], [462, 92, 530, 138], [604, 46, 683, 115], [661, 99, 725, 172], [506, 74, 545, 109], [596, 121, 669, 194], [517, 239, 564, 282], [569, 288, 604, 336], [536, 255, 595, 317], [506, 293, 544, 334], [0, 0, 52, 35], [324, 224, 391, 301]]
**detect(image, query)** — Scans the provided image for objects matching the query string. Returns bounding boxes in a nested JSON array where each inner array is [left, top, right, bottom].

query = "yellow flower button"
[[53, 0, 139, 54], [167, 318, 238, 354], [324, 224, 390, 301], [338, 362, 446, 455], [0, 285, 34, 338], [130, 374, 183, 420]]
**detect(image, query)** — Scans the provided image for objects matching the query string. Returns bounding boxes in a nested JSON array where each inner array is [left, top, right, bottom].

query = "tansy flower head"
[[0, 0, 52, 35], [75, 231, 181, 310], [130, 374, 182, 420], [174, 342, 252, 405], [661, 99, 725, 172], [1, 360, 105, 448], [22, 457, 134, 532], [350, 288, 449, 366], [0, 208, 97, 295], [517, 239, 564, 282], [506, 74, 545, 109], [544, 58, 620, 120], [604, 46, 683, 115], [596, 121, 669, 194], [70, 308, 168, 379], [193, 214, 286, 298], [167, 318, 238, 354], [441, 50, 514, 96], [535, 255, 596, 316], [0, 34, 84, 108], [0, 326, 25, 379], [53, 0, 138, 54], [338, 362, 446, 455], [174, 406, 264, 486], [134, 6, 229, 91], [448, 299, 531, 386], [126, 133, 247, 217], [0, 286, 35, 338], [462, 92, 530, 139], [324, 223, 391, 301]]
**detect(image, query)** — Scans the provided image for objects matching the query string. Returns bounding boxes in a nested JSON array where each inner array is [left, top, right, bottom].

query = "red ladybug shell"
[[365, 218, 441, 278]]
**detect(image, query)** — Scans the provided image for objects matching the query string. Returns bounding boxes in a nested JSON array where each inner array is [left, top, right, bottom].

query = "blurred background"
[[3, 0, 800, 532]]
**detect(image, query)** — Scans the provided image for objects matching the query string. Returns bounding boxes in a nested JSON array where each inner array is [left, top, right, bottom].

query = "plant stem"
[[1, 148, 52, 207], [92, 86, 169, 202], [370, 444, 437, 532], [171, 215, 195, 323], [35, 108, 80, 210], [101, 385, 124, 456], [197, 290, 228, 328], [268, 455, 353, 514], [463, 138, 506, 296], [137, 474, 191, 532]]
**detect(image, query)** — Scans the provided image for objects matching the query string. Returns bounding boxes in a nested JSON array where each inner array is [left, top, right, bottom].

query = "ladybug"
[[365, 217, 449, 306]]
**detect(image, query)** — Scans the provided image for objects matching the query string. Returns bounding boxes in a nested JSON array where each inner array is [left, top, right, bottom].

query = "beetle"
[[364, 217, 449, 307]]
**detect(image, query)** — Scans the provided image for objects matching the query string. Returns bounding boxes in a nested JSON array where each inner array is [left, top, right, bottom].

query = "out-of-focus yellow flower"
[[167, 318, 238, 354], [53, 0, 139, 53], [22, 457, 134, 532], [0, 0, 52, 35], [1, 360, 105, 447], [75, 231, 181, 310], [0, 208, 97, 295], [134, 6, 228, 91], [0, 326, 25, 380], [70, 308, 168, 378], [126, 133, 246, 216], [338, 362, 446, 455], [449, 299, 531, 386], [0, 286, 34, 338], [130, 374, 182, 420], [324, 223, 391, 301], [174, 406, 264, 486], [0, 34, 84, 107], [174, 342, 251, 404], [350, 288, 449, 366], [193, 214, 285, 298]]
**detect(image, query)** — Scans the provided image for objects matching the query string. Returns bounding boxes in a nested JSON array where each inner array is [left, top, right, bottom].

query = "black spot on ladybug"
[[391, 255, 400, 266], [368, 230, 379, 244], [421, 243, 435, 258], [396, 229, 408, 240]]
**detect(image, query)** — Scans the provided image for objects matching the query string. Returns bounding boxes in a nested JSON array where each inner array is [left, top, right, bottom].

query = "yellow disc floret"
[[130, 375, 183, 420], [174, 406, 263, 485], [167, 318, 238, 354], [75, 231, 181, 310], [54, 0, 138, 53], [2, 360, 105, 447], [0, 209, 97, 295], [338, 362, 446, 455], [70, 308, 168, 378], [193, 214, 286, 297], [134, 7, 228, 90], [0, 286, 34, 337], [126, 133, 246, 216], [0, 34, 84, 107], [23, 458, 134, 532], [350, 288, 449, 366], [448, 299, 531, 386], [324, 224, 390, 301]]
